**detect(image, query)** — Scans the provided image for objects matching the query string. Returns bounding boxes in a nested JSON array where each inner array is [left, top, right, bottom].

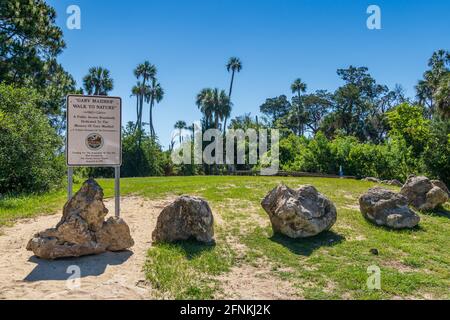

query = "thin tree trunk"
[[224, 70, 235, 135], [297, 92, 302, 136], [150, 99, 155, 138]]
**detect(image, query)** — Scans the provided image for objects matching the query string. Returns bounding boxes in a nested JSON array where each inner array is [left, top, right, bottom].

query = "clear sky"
[[47, 0, 450, 149]]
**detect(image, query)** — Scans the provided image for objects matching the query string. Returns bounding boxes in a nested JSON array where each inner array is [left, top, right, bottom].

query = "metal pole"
[[115, 166, 120, 217], [68, 167, 73, 200]]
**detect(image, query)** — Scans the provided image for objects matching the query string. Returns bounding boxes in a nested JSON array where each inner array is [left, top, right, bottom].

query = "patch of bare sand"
[[0, 196, 174, 300], [214, 262, 301, 300]]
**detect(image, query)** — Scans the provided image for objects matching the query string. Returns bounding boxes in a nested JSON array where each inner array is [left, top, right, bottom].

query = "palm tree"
[[174, 120, 187, 144], [147, 79, 164, 138], [224, 57, 242, 133], [196, 88, 231, 130], [134, 61, 157, 84], [291, 78, 307, 135], [131, 81, 150, 131], [133, 61, 157, 134], [196, 88, 214, 128], [434, 73, 450, 119], [83, 67, 114, 96]]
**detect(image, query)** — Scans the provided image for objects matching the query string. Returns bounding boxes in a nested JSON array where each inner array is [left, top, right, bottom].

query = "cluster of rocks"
[[27, 175, 448, 260], [27, 179, 134, 260], [260, 175, 448, 237], [359, 175, 448, 229]]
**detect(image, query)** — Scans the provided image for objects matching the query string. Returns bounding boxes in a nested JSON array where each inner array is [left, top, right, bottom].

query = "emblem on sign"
[[86, 133, 104, 151]]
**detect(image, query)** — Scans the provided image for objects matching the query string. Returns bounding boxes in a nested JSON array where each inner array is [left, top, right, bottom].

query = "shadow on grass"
[[422, 206, 450, 219], [270, 230, 345, 256], [24, 250, 133, 282], [153, 239, 216, 260]]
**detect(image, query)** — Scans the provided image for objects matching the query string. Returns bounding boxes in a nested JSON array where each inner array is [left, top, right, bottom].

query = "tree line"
[[0, 0, 448, 195]]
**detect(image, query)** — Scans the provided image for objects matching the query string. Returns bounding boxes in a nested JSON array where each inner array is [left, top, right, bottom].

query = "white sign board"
[[66, 95, 122, 167]]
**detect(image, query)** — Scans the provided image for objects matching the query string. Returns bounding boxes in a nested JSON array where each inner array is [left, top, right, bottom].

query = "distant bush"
[[0, 84, 64, 194]]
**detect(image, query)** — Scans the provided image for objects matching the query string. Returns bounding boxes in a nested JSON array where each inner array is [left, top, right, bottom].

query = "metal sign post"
[[115, 166, 120, 217], [68, 167, 73, 200], [66, 95, 123, 217]]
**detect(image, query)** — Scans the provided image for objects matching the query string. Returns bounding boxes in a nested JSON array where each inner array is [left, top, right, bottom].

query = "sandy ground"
[[0, 196, 173, 300]]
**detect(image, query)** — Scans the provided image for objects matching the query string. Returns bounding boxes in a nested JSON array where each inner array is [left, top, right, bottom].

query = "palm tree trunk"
[[297, 92, 302, 136], [150, 99, 155, 138], [223, 70, 236, 135]]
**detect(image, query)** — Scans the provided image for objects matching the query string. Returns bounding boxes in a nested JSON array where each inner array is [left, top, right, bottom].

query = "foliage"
[[196, 88, 231, 130], [422, 118, 450, 185], [82, 67, 114, 96], [0, 0, 76, 120], [0, 84, 64, 194], [387, 103, 431, 156]]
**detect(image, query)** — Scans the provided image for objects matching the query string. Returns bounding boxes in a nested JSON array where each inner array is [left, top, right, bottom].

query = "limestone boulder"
[[359, 187, 420, 229], [400, 176, 449, 211], [152, 196, 215, 244], [261, 184, 337, 238], [27, 179, 134, 259]]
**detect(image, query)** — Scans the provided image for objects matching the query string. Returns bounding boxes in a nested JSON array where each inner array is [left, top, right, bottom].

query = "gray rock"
[[400, 176, 449, 211], [27, 179, 134, 259], [261, 184, 337, 238], [431, 180, 450, 197], [152, 196, 215, 244], [359, 187, 420, 229]]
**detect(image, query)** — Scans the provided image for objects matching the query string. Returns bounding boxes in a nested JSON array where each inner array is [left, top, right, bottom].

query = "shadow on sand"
[[24, 250, 133, 282], [270, 230, 345, 256]]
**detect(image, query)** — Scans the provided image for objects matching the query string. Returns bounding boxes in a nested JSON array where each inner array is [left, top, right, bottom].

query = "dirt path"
[[0, 196, 173, 300]]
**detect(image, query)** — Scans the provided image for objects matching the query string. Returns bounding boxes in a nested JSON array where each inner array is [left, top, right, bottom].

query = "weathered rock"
[[27, 179, 134, 259], [152, 196, 215, 244], [96, 217, 135, 251], [381, 179, 403, 187], [261, 184, 337, 238], [359, 187, 420, 229], [431, 180, 450, 197], [400, 176, 449, 211]]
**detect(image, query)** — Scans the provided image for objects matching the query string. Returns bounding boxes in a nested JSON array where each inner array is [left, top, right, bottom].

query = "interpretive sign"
[[66, 95, 122, 166]]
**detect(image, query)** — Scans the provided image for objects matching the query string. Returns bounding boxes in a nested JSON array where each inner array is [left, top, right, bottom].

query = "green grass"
[[1, 176, 449, 299]]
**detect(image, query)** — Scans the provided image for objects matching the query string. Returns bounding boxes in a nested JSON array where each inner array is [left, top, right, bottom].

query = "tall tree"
[[133, 61, 156, 134], [131, 81, 150, 132], [0, 0, 75, 119], [259, 95, 291, 126], [174, 120, 187, 144], [416, 50, 450, 116], [434, 73, 450, 119], [224, 57, 242, 133], [302, 90, 333, 134], [291, 78, 307, 135], [82, 67, 113, 96], [147, 79, 164, 138], [196, 88, 231, 130]]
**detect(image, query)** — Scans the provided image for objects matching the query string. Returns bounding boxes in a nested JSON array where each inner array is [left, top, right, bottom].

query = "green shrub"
[[0, 84, 64, 194]]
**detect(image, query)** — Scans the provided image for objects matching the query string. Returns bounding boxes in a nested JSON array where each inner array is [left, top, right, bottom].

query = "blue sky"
[[47, 0, 450, 149]]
